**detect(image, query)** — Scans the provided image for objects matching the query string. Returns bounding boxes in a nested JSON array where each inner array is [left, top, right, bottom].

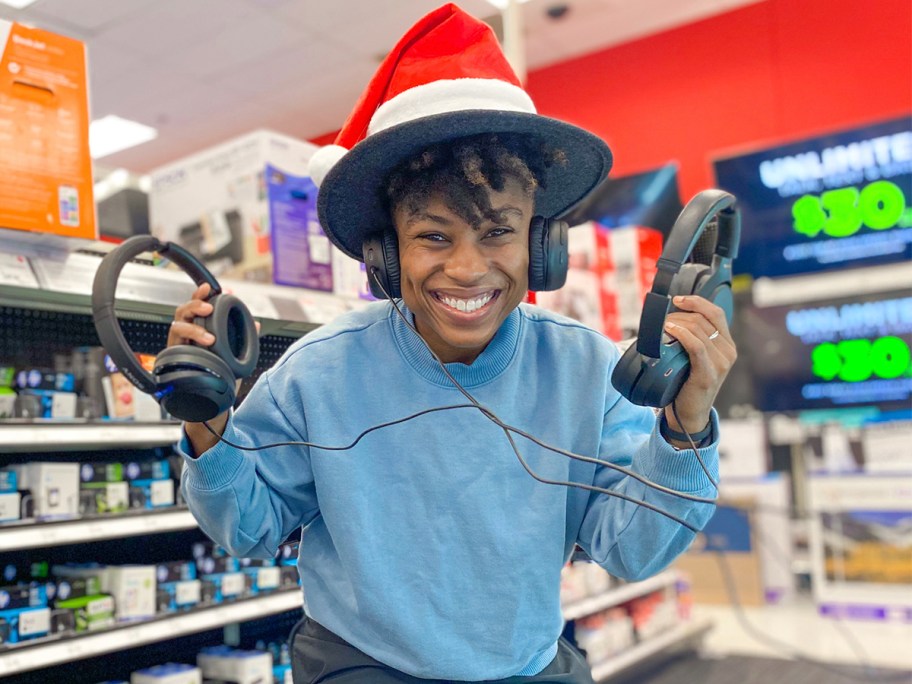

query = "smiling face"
[[393, 179, 534, 364]]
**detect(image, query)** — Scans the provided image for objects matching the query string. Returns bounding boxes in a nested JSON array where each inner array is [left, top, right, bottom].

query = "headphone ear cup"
[[528, 217, 569, 291], [610, 344, 645, 402], [380, 231, 401, 299], [363, 232, 401, 299], [197, 294, 259, 379], [153, 346, 236, 422]]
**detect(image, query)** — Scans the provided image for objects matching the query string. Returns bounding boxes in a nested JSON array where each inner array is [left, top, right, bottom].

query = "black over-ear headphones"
[[91, 236, 259, 423], [611, 189, 740, 408], [362, 215, 570, 299]]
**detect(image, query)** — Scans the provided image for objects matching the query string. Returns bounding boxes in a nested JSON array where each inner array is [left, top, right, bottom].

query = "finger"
[[671, 295, 734, 343], [174, 298, 213, 324], [168, 320, 215, 347], [663, 320, 728, 381], [666, 311, 715, 338], [192, 283, 212, 301]]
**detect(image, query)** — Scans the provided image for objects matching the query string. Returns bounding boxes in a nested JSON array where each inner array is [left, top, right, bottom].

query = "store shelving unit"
[[0, 507, 198, 551], [0, 589, 302, 677], [591, 617, 714, 682], [562, 570, 679, 621], [562, 570, 713, 682]]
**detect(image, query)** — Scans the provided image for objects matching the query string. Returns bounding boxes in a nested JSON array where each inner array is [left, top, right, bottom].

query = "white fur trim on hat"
[[308, 144, 348, 188], [368, 78, 536, 137]]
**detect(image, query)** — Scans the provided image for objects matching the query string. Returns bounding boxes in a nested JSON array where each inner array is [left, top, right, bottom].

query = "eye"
[[485, 226, 515, 239], [416, 232, 448, 242]]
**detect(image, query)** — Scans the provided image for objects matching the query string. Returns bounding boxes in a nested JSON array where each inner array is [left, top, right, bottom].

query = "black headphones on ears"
[[91, 236, 259, 423], [611, 189, 740, 408], [362, 215, 570, 299]]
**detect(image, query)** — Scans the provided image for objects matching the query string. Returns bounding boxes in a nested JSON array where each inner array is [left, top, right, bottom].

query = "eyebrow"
[[405, 205, 526, 230]]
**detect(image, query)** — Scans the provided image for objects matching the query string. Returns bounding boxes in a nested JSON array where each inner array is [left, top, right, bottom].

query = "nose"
[[444, 238, 487, 283]]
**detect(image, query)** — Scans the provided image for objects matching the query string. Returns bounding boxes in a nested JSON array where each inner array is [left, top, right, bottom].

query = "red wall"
[[524, 0, 912, 199]]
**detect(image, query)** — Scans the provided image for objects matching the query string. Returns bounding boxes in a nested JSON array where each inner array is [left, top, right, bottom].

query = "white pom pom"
[[308, 145, 348, 187]]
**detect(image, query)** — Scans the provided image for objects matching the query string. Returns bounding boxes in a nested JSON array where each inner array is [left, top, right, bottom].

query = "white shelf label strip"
[[0, 510, 198, 552], [0, 591, 302, 676], [562, 570, 679, 622], [0, 424, 183, 449]]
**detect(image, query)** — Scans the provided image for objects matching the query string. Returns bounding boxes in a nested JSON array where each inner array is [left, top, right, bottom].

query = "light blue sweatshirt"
[[179, 301, 719, 681]]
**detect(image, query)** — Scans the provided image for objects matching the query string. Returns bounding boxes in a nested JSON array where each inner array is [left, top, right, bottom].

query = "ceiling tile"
[[23, 0, 160, 33], [98, 0, 256, 58], [169, 10, 311, 79]]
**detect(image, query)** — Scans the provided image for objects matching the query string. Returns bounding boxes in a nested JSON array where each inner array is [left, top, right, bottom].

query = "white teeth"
[[441, 293, 493, 312]]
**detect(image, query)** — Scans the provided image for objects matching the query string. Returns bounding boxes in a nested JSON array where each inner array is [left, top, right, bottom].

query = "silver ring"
[[708, 329, 720, 340]]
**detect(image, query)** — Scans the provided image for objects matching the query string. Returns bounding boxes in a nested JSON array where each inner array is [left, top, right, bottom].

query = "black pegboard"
[[0, 305, 297, 403]]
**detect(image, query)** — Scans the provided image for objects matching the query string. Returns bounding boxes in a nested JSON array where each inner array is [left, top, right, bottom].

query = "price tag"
[[0, 254, 39, 288]]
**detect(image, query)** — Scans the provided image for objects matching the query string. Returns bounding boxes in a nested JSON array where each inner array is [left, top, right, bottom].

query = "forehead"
[[397, 179, 534, 221]]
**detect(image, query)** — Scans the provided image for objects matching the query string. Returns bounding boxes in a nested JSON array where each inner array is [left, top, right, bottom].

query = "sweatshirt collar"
[[389, 301, 521, 388]]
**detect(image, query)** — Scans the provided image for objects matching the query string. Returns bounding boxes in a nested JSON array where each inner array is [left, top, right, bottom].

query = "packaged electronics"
[[55, 594, 115, 632], [131, 663, 202, 684], [197, 646, 273, 684], [10, 462, 80, 518], [0, 605, 51, 643]]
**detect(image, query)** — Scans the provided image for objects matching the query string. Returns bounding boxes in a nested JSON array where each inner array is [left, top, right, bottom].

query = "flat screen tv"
[[713, 116, 911, 279]]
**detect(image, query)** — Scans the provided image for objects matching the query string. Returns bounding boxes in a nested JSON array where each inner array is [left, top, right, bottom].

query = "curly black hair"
[[385, 132, 566, 229]]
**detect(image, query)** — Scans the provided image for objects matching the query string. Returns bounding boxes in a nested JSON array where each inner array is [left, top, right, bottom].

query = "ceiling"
[[2, 0, 761, 175]]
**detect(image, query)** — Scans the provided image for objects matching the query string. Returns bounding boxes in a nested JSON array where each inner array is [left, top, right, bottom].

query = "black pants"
[[290, 617, 595, 684]]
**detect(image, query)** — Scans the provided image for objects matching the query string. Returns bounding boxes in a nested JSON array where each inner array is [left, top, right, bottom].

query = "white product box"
[[197, 648, 273, 684], [104, 565, 157, 620], [149, 129, 318, 284], [0, 491, 21, 522], [55, 564, 157, 620], [10, 462, 79, 518], [131, 663, 202, 684]]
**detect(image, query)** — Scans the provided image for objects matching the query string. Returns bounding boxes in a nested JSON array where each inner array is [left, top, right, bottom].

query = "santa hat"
[[312, 2, 612, 261]]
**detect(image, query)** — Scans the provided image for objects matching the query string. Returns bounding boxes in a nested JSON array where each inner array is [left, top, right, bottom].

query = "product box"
[[131, 663, 202, 684], [54, 564, 156, 620], [274, 663, 292, 684], [148, 130, 318, 284], [55, 593, 115, 632], [157, 579, 201, 613], [80, 481, 130, 514], [0, 470, 17, 493], [201, 572, 246, 603], [241, 566, 280, 595], [196, 555, 240, 575], [156, 561, 196, 584], [197, 646, 273, 684], [0, 21, 95, 239], [53, 575, 101, 602], [10, 462, 80, 518], [124, 460, 170, 482], [80, 461, 124, 483], [129, 479, 175, 509], [534, 223, 662, 341], [104, 565, 156, 620], [0, 491, 21, 522], [0, 605, 51, 643], [0, 583, 46, 610]]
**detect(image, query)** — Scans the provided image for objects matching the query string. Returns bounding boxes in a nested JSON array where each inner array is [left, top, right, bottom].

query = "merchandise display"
[[0, 0, 909, 682]]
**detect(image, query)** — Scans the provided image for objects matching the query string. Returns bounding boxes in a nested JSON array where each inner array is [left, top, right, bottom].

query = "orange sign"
[[0, 21, 95, 239]]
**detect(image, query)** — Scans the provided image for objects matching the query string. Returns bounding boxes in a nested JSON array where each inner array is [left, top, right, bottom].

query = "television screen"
[[713, 116, 912, 278], [742, 289, 912, 412], [563, 162, 682, 236]]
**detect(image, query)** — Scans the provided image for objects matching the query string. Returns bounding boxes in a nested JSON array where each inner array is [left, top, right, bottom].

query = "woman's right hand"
[[168, 283, 216, 349]]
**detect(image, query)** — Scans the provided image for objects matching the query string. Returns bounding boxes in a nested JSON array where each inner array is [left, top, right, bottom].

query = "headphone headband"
[[636, 190, 738, 360], [91, 235, 223, 395]]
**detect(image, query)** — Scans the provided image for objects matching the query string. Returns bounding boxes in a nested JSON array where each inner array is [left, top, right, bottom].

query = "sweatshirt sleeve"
[[178, 372, 319, 559], [576, 397, 720, 581]]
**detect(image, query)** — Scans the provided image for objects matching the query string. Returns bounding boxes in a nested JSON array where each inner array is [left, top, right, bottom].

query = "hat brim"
[[317, 110, 613, 261]]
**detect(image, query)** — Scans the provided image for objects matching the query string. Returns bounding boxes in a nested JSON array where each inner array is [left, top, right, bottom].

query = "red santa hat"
[[312, 2, 612, 261]]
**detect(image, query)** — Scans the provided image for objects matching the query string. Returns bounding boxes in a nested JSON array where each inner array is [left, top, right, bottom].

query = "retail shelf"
[[0, 589, 303, 676], [591, 617, 714, 682], [562, 570, 679, 622], [0, 508, 197, 551], [0, 421, 183, 452]]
